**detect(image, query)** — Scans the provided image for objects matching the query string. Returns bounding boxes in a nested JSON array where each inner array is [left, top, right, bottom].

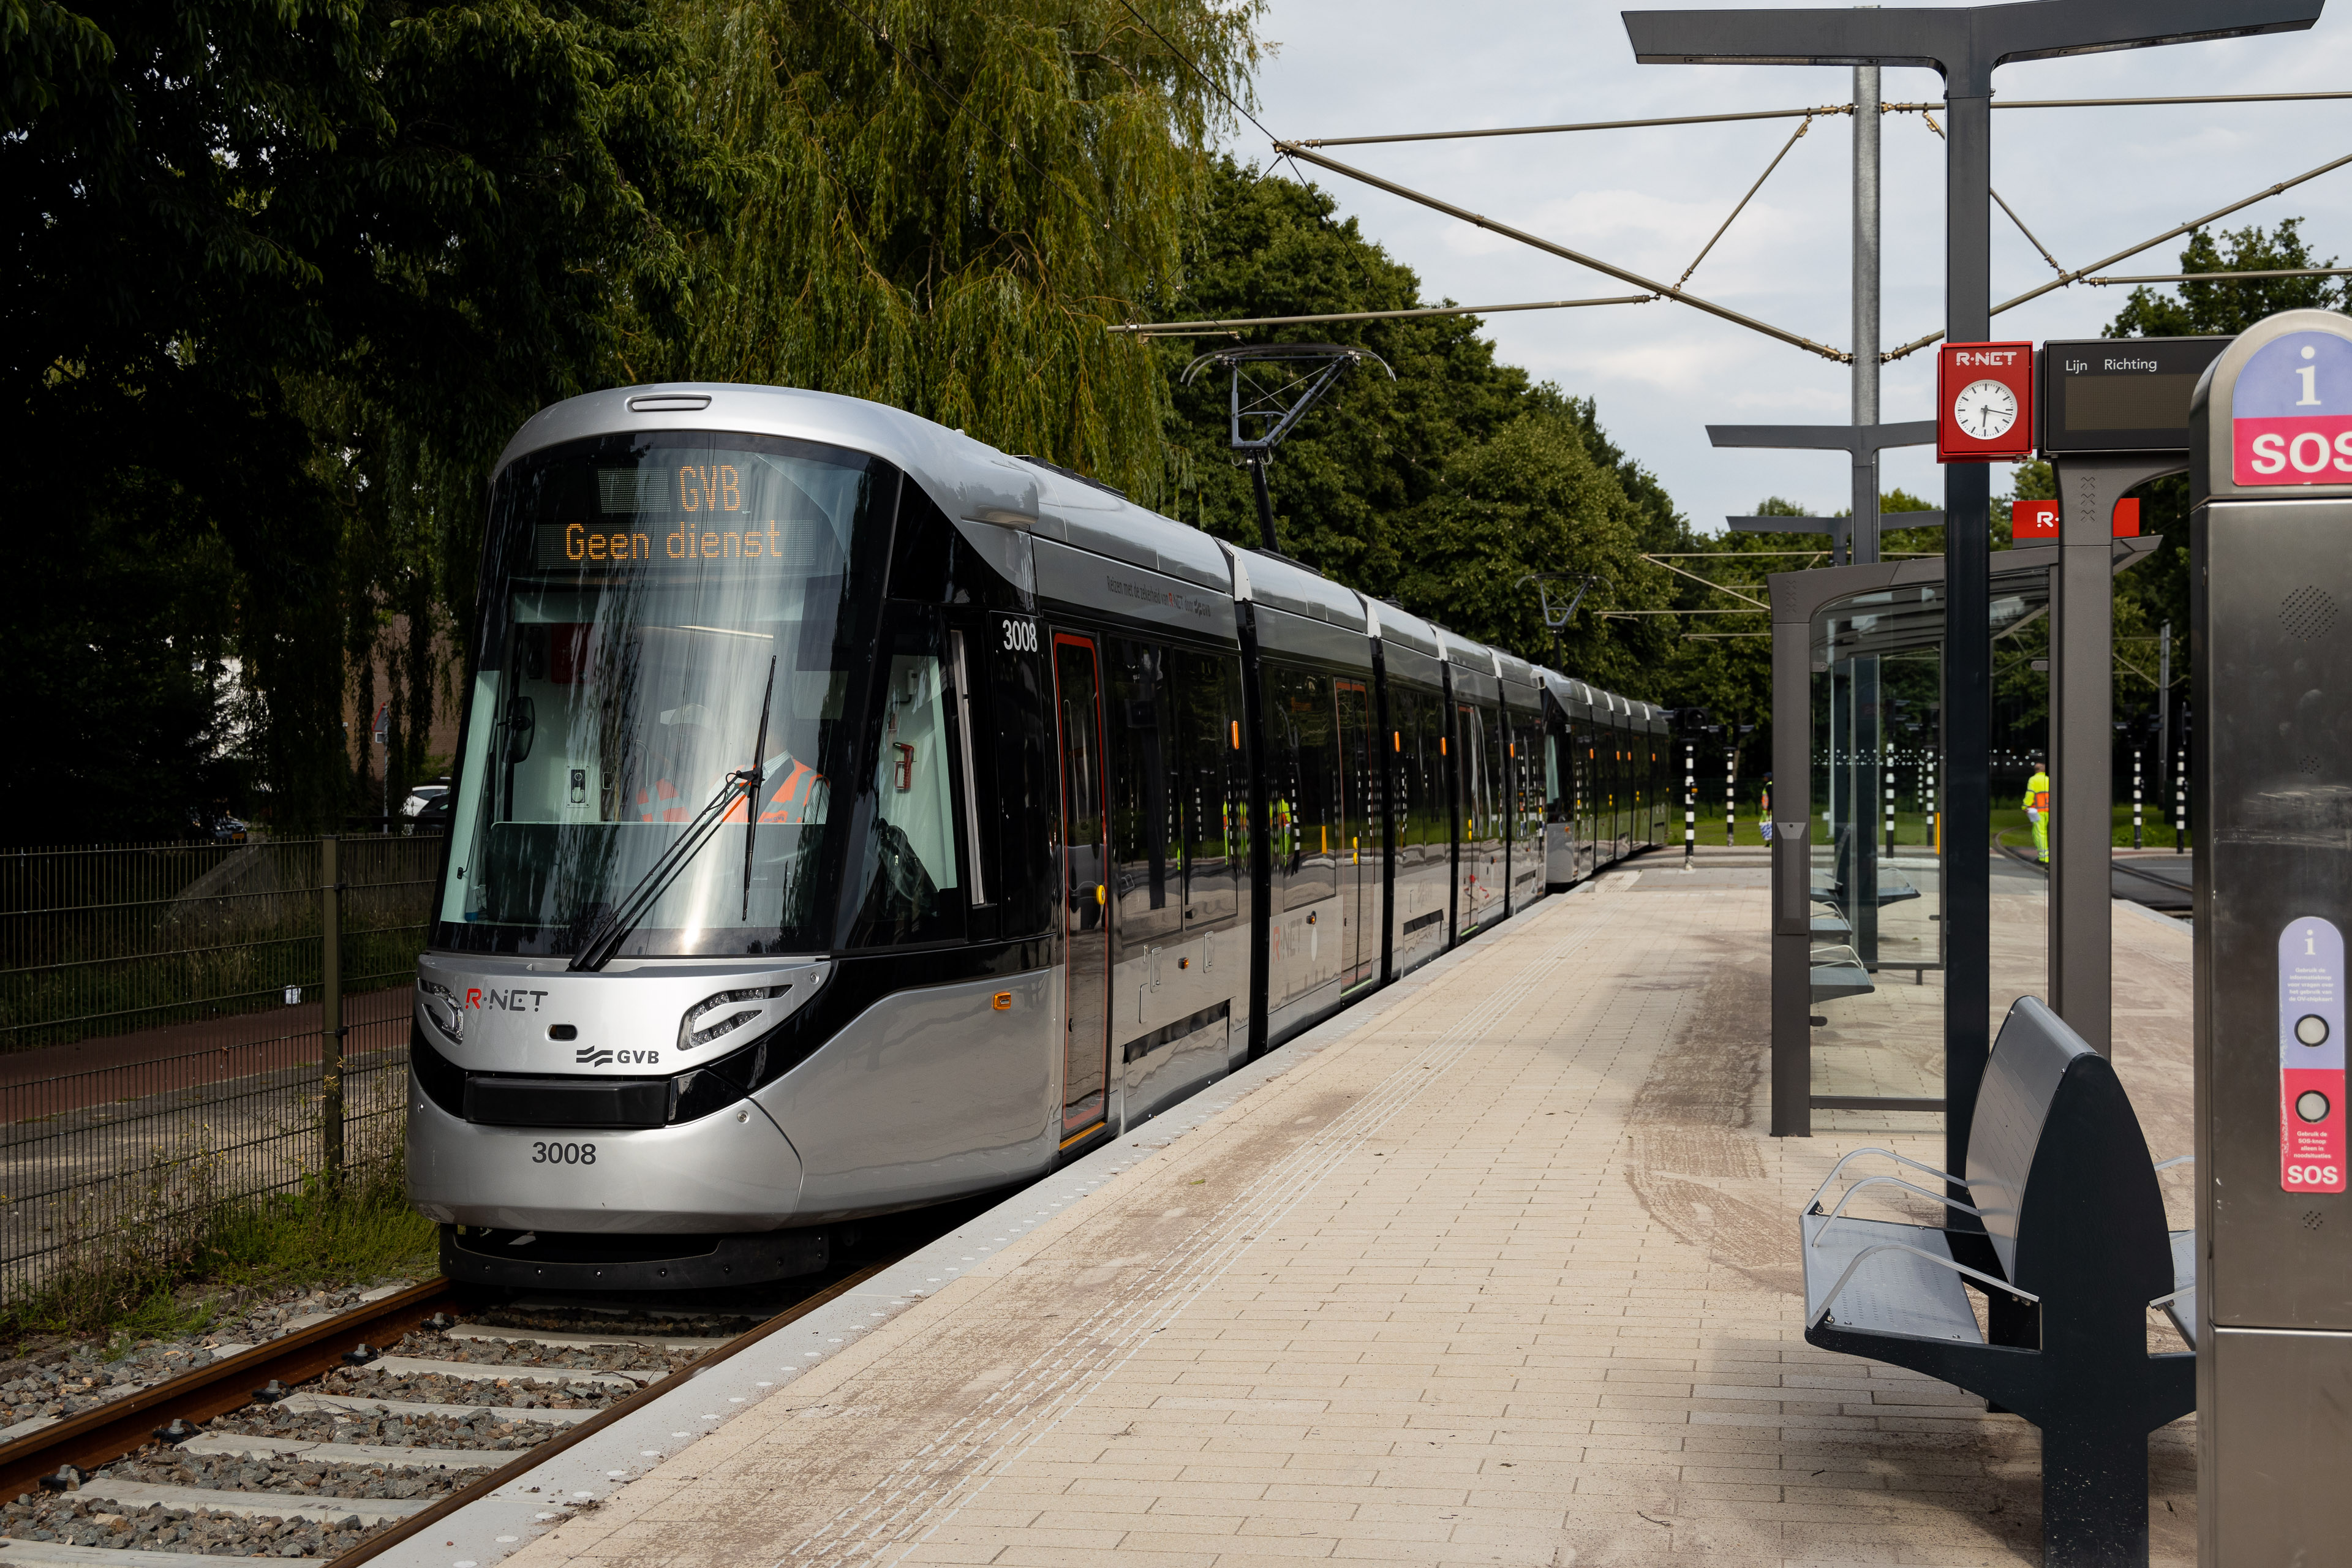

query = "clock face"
[[1954, 378, 2019, 441]]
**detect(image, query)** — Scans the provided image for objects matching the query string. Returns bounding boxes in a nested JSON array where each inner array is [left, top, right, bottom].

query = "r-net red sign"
[[2235, 330, 2352, 484]]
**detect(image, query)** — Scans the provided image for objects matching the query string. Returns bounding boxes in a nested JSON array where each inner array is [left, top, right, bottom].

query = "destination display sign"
[[2041, 336, 2230, 455], [533, 462, 834, 570]]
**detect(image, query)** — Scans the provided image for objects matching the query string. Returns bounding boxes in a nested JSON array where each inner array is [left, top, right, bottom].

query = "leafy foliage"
[[2094, 219, 2339, 747], [4, 0, 735, 839], [666, 0, 1264, 503], [1157, 161, 1682, 691]]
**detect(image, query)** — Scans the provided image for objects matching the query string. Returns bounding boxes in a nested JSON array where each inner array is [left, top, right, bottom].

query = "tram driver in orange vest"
[[632, 704, 827, 827]]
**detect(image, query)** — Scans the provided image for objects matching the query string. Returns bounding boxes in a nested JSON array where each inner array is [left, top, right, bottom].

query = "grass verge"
[[0, 1161, 437, 1354]]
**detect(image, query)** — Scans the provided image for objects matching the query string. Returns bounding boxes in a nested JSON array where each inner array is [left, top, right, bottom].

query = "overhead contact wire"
[[1883, 149, 2352, 360], [1273, 141, 1849, 362], [1676, 112, 1815, 290]]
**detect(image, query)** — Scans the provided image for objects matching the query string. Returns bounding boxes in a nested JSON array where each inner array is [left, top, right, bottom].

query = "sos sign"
[[2280, 916, 2348, 1194], [2234, 330, 2352, 484]]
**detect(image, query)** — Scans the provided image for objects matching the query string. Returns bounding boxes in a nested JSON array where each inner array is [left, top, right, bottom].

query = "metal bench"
[[1799, 995, 2193, 1567]]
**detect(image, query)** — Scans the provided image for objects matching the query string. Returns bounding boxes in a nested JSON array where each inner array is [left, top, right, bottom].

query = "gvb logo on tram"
[[2234, 331, 2352, 484]]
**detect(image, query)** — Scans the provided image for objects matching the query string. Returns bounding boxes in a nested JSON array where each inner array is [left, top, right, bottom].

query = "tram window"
[[886, 481, 1031, 610], [839, 648, 964, 947], [1261, 663, 1339, 911], [435, 430, 999, 958], [981, 617, 1055, 938], [1174, 650, 1244, 930], [1516, 710, 1545, 849], [1455, 704, 1490, 843], [1404, 685, 1446, 862], [1107, 639, 1180, 946]]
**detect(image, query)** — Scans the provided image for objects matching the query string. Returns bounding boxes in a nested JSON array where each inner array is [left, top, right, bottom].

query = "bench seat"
[[2167, 1228, 2196, 1348], [1795, 996, 2195, 1567], [1801, 1212, 1983, 1344]]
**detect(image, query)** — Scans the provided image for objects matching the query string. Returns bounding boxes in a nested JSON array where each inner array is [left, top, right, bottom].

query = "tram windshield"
[[435, 430, 962, 957]]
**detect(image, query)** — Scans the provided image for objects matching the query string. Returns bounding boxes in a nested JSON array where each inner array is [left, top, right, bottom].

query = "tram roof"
[[494, 382, 1235, 595], [1238, 548, 1370, 633], [1371, 600, 1442, 659], [499, 383, 1561, 687], [1494, 650, 1539, 692]]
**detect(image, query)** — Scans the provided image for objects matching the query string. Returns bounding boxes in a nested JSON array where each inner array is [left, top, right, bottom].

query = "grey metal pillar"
[[1849, 66, 1883, 971], [1851, 657, 1881, 964], [1771, 587, 1816, 1137], [1852, 62, 1882, 567], [2048, 456, 2184, 1054], [1939, 81, 1994, 1185]]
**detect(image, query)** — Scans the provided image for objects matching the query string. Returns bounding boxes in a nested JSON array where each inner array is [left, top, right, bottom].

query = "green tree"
[[668, 0, 1264, 503], [2094, 219, 2336, 755], [1155, 160, 1676, 686], [6, 0, 734, 838]]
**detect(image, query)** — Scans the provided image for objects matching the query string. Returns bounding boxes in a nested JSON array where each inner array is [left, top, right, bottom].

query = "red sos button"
[[1939, 342, 2036, 462], [2281, 916, 2348, 1195]]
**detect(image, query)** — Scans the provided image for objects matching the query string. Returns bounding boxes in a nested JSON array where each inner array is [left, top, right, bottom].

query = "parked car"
[[405, 793, 452, 835], [184, 807, 248, 843], [399, 780, 451, 818]]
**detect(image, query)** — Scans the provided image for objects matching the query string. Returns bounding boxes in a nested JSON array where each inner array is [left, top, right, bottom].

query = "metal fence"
[[0, 835, 441, 1302]]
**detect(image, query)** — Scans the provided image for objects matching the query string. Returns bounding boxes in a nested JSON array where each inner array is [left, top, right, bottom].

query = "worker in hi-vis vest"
[[2023, 761, 2051, 865]]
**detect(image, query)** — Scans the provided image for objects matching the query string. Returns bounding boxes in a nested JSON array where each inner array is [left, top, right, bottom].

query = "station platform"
[[422, 864, 2198, 1568]]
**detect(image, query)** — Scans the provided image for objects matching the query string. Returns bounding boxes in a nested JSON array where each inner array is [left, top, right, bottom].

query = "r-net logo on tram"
[[2234, 331, 2352, 484]]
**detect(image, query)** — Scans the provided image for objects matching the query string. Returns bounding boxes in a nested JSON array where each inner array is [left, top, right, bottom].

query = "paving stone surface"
[[503, 870, 2196, 1568]]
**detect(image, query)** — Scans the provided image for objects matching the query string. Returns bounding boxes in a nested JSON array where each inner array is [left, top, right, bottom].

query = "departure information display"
[[2040, 336, 2231, 453], [531, 461, 845, 571]]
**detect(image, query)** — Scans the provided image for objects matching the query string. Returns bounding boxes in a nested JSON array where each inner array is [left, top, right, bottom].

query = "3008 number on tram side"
[[407, 383, 1671, 1290]]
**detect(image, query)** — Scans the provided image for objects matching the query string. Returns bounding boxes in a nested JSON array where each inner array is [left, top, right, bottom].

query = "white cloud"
[[1240, 0, 2352, 532]]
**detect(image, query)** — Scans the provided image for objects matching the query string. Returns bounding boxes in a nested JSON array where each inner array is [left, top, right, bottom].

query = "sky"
[[1227, 0, 2352, 532]]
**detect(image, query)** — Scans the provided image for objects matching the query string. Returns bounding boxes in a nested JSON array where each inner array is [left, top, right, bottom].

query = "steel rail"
[[334, 1256, 898, 1566], [1110, 295, 1651, 335], [1272, 142, 1850, 362], [0, 1278, 460, 1499]]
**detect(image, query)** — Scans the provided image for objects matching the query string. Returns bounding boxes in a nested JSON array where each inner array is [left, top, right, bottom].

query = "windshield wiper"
[[741, 659, 774, 921], [570, 657, 777, 974]]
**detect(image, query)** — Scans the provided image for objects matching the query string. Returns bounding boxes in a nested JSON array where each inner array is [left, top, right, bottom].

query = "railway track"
[[0, 1249, 903, 1564]]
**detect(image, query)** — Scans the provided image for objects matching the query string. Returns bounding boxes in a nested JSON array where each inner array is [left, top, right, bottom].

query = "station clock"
[[1937, 342, 2036, 462]]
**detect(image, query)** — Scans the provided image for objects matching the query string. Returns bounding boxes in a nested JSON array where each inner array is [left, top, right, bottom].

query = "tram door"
[[1336, 679, 1374, 989], [1052, 635, 1112, 1144]]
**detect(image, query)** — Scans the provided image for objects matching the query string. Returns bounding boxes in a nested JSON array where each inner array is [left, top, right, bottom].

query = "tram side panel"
[[1384, 656, 1452, 977], [1650, 714, 1671, 848], [1099, 636, 1252, 1128], [778, 510, 1070, 1212], [1255, 605, 1380, 1049], [1611, 705, 1634, 864], [1570, 704, 1597, 880], [1446, 660, 1507, 934], [1502, 675, 1544, 913]]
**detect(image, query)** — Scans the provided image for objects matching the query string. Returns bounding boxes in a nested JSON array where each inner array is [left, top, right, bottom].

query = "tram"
[[407, 385, 1670, 1288]]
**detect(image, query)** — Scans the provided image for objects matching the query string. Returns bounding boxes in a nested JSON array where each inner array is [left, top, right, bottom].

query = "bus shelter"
[[1763, 536, 2162, 1136]]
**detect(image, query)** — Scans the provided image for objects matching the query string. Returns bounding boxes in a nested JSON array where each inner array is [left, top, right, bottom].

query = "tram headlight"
[[678, 985, 790, 1052], [418, 980, 464, 1045]]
